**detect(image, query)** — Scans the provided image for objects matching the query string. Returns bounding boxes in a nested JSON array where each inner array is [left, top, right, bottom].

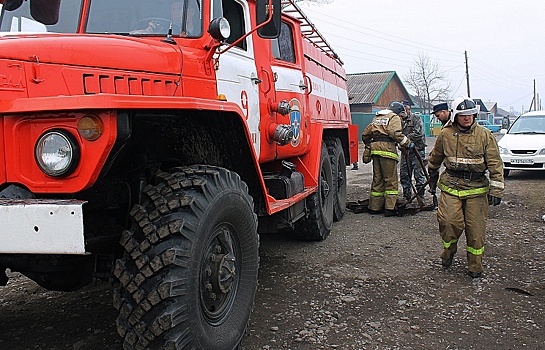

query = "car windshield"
[[0, 0, 203, 37], [508, 115, 545, 134]]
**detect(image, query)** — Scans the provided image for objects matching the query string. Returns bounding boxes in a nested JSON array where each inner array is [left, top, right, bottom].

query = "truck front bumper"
[[0, 199, 86, 254]]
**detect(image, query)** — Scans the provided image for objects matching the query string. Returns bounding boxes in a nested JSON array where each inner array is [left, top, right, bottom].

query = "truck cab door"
[[269, 20, 309, 159], [215, 0, 261, 157]]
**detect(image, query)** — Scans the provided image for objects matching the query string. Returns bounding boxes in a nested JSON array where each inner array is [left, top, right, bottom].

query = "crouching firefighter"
[[362, 101, 413, 217], [428, 97, 504, 278]]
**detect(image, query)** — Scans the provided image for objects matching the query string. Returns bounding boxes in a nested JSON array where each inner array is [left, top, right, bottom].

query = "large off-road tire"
[[113, 165, 258, 350], [294, 142, 334, 241], [326, 138, 347, 221]]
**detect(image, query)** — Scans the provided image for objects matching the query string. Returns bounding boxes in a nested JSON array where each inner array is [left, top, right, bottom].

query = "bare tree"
[[404, 53, 451, 114]]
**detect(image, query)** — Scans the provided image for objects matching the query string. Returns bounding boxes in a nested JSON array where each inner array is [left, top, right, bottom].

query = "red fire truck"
[[0, 0, 358, 348]]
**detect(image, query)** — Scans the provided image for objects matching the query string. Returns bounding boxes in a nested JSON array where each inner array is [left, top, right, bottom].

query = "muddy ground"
[[1, 138, 544, 350]]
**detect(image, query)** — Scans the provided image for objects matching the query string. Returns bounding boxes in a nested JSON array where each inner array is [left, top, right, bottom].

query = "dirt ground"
[[1, 137, 544, 350]]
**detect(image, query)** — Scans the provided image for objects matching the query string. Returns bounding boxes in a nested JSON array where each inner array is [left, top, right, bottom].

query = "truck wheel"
[[294, 142, 334, 241], [113, 166, 258, 350], [326, 138, 346, 221]]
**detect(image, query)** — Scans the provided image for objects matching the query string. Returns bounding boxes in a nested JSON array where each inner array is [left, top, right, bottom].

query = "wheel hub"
[[321, 170, 331, 199], [210, 249, 236, 294], [201, 227, 238, 322]]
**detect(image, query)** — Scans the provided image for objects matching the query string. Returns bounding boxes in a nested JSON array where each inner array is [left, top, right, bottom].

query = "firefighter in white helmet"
[[427, 97, 504, 278], [362, 101, 412, 217]]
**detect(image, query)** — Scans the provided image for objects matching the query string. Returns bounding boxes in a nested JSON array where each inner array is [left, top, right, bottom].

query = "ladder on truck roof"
[[280, 0, 343, 65]]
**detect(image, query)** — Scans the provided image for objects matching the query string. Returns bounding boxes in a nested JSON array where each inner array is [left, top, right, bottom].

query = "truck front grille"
[[83, 73, 177, 96]]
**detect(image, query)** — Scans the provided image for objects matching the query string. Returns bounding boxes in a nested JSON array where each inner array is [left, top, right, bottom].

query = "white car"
[[498, 110, 545, 177]]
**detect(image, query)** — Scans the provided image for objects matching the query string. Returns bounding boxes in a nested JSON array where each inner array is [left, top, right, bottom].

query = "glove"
[[362, 144, 372, 164], [488, 194, 501, 206], [428, 168, 439, 193]]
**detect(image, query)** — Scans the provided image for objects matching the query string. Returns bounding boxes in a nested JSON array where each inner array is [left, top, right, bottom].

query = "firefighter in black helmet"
[[361, 101, 413, 216]]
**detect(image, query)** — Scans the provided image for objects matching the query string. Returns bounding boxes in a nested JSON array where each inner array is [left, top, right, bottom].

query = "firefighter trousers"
[[369, 155, 399, 211], [400, 149, 426, 199], [437, 192, 488, 273]]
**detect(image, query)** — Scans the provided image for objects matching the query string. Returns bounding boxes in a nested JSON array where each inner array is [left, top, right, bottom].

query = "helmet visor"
[[455, 99, 478, 116]]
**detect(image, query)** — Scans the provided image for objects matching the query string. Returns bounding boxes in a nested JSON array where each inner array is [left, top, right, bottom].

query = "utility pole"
[[534, 79, 537, 111], [465, 51, 470, 97], [530, 79, 537, 111]]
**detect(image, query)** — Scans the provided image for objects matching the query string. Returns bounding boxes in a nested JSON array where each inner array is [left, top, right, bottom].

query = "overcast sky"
[[296, 0, 545, 113]]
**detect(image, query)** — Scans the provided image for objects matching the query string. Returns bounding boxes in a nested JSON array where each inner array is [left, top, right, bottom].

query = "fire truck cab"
[[0, 0, 358, 348]]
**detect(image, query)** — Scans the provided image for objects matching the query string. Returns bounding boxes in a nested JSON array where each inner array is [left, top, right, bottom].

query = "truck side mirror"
[[256, 0, 281, 39], [30, 0, 61, 25], [1, 0, 60, 25], [2, 0, 23, 11]]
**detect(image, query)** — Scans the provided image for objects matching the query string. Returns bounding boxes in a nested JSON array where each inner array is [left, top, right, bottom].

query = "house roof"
[[347, 71, 412, 105], [473, 98, 489, 113], [484, 101, 497, 111], [497, 107, 514, 118], [409, 94, 433, 110]]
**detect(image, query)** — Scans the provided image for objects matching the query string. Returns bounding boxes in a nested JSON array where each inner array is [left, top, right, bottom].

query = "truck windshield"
[[0, 0, 203, 37]]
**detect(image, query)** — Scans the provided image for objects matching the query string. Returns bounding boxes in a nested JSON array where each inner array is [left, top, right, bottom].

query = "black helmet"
[[388, 101, 405, 115]]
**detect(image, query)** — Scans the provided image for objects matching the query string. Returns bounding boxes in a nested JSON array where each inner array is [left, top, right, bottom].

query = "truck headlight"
[[35, 130, 80, 177], [208, 17, 231, 41]]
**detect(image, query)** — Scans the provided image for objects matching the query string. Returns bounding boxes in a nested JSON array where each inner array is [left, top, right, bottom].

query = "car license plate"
[[511, 158, 534, 164]]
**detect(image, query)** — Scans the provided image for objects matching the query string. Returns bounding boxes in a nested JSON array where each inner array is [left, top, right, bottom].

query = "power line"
[[451, 75, 467, 97], [301, 6, 460, 56], [470, 59, 532, 87], [297, 3, 539, 106], [471, 69, 528, 90], [326, 41, 424, 66], [503, 92, 533, 107], [322, 31, 461, 64]]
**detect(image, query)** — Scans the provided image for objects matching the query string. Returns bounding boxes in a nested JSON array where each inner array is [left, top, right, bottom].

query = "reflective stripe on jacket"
[[428, 122, 504, 198], [362, 111, 410, 161]]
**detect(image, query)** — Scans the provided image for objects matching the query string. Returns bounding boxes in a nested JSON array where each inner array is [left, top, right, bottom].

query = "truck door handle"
[[260, 67, 272, 94], [301, 75, 312, 94]]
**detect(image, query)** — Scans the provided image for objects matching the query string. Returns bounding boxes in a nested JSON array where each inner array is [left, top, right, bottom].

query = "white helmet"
[[449, 96, 479, 124]]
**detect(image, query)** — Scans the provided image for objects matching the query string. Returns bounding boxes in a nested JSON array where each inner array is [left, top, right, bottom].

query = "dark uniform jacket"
[[402, 113, 426, 150]]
